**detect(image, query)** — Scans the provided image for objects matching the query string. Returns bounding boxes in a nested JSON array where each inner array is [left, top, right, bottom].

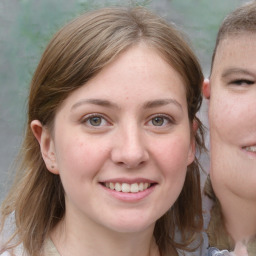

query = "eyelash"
[[230, 79, 254, 86]]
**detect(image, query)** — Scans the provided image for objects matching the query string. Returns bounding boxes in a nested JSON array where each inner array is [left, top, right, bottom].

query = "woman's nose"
[[110, 125, 149, 169]]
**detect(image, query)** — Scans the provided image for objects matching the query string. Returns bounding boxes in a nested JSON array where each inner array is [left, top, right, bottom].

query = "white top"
[[1, 211, 209, 256], [0, 238, 60, 256]]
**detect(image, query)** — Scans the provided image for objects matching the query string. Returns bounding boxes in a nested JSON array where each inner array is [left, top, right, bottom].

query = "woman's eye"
[[89, 116, 103, 126], [152, 116, 165, 126], [230, 79, 254, 86], [148, 115, 173, 127], [82, 114, 109, 127]]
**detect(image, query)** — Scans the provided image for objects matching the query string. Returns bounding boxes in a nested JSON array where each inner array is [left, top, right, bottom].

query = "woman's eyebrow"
[[71, 99, 120, 111], [71, 98, 183, 111], [221, 68, 255, 78], [143, 99, 183, 111]]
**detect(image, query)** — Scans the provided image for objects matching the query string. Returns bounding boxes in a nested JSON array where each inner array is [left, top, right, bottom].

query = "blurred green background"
[[0, 0, 248, 201]]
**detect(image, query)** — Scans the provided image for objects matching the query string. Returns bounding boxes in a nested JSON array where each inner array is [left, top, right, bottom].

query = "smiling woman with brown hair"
[[0, 6, 205, 256]]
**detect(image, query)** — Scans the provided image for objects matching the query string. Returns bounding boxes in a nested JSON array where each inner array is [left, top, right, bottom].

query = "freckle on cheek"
[[79, 142, 84, 147]]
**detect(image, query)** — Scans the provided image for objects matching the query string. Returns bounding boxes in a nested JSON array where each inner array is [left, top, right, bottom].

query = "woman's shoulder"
[[0, 252, 11, 256], [0, 244, 25, 256], [0, 212, 25, 256], [0, 212, 16, 240], [43, 238, 60, 256], [0, 252, 19, 256], [206, 247, 233, 256]]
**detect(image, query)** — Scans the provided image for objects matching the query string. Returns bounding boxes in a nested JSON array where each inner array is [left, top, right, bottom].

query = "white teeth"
[[115, 183, 121, 192], [138, 182, 144, 192], [109, 182, 115, 189], [130, 183, 139, 193], [144, 183, 149, 190], [104, 182, 151, 193], [244, 146, 256, 152], [121, 183, 130, 193]]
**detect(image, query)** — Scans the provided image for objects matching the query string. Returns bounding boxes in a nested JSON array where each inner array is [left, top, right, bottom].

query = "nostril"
[[116, 161, 133, 168], [116, 160, 146, 169]]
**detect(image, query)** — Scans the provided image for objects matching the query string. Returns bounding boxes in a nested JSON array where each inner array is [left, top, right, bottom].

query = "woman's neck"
[[50, 214, 159, 256], [217, 190, 256, 243]]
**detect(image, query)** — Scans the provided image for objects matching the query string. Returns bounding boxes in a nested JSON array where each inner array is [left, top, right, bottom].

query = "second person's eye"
[[230, 79, 254, 86]]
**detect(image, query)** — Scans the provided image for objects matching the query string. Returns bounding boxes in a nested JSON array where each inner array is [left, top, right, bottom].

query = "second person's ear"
[[202, 78, 211, 99]]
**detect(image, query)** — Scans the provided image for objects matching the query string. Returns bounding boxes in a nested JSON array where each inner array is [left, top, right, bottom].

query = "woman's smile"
[[100, 180, 157, 202], [102, 180, 155, 193]]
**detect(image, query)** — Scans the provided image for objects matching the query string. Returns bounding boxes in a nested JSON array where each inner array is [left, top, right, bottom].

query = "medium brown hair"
[[206, 2, 256, 253], [1, 7, 204, 256], [210, 0, 256, 74]]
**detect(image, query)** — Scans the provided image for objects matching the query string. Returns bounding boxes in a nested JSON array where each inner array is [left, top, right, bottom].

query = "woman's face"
[[206, 34, 256, 200], [39, 45, 194, 234]]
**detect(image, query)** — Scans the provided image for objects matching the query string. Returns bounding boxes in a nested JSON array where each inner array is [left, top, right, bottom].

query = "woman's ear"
[[203, 78, 211, 99], [31, 120, 59, 174]]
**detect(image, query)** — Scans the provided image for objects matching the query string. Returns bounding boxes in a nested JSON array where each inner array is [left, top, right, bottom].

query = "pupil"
[[90, 117, 101, 126], [152, 117, 163, 126]]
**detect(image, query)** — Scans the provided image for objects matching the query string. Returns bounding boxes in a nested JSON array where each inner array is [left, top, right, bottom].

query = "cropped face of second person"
[[204, 33, 256, 201], [32, 45, 195, 235]]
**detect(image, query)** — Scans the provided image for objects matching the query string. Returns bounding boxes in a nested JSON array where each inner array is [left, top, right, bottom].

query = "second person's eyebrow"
[[222, 68, 256, 78]]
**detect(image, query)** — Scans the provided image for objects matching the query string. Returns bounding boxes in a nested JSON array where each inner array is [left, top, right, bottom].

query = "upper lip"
[[99, 178, 157, 184]]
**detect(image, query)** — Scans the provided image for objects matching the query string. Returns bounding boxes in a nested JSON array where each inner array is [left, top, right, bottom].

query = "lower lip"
[[241, 148, 256, 159], [100, 184, 156, 202]]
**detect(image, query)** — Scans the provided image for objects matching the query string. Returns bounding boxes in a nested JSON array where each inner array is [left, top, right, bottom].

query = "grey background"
[[0, 0, 248, 202]]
